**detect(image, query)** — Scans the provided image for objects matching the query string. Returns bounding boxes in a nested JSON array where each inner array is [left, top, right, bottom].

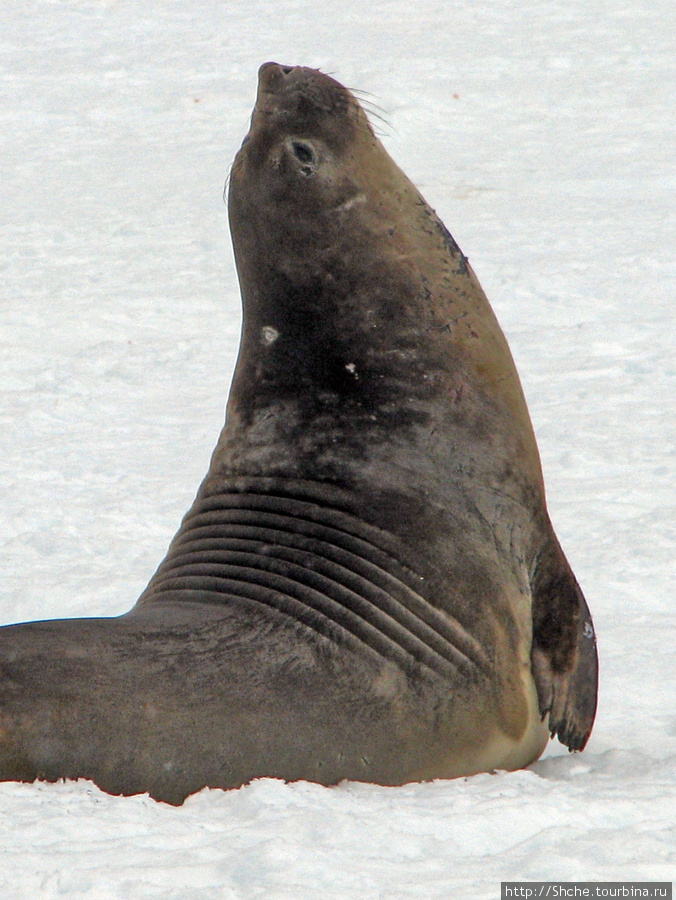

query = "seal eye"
[[292, 141, 315, 164], [289, 140, 317, 176]]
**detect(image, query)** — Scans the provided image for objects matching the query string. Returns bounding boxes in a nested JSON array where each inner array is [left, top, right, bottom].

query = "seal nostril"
[[281, 66, 294, 74]]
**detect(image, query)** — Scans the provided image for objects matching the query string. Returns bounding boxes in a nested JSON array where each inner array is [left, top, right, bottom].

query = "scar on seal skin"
[[0, 63, 598, 805]]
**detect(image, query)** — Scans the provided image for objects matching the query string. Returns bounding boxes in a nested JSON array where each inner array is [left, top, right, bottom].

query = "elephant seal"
[[0, 63, 597, 805]]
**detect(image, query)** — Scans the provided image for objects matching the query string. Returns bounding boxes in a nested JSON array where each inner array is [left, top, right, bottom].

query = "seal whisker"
[[348, 91, 393, 134]]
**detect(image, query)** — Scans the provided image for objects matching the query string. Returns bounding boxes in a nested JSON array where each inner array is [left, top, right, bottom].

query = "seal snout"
[[257, 61, 297, 91]]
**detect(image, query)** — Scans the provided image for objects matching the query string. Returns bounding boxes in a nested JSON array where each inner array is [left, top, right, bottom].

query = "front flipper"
[[530, 532, 598, 751]]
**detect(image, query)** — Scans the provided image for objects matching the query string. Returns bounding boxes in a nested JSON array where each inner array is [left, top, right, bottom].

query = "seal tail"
[[530, 533, 598, 751]]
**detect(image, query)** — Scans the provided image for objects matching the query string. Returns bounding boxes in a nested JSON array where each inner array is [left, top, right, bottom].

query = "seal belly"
[[137, 486, 492, 681], [131, 480, 547, 788], [0, 598, 541, 804]]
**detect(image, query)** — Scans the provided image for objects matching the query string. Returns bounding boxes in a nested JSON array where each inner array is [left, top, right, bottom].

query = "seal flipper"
[[530, 532, 598, 751]]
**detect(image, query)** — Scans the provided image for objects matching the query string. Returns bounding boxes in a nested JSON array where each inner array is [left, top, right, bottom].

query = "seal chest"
[[0, 63, 598, 804]]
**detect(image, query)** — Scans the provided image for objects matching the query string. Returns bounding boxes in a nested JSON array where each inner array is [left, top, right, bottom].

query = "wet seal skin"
[[0, 64, 597, 804]]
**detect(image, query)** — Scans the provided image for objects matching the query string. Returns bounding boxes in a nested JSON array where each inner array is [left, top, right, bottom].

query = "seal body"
[[0, 64, 597, 804]]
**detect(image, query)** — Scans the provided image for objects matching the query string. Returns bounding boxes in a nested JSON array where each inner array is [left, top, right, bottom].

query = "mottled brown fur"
[[0, 64, 597, 803]]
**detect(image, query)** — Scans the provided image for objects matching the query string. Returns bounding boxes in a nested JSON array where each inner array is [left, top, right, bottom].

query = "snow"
[[1, 0, 674, 896]]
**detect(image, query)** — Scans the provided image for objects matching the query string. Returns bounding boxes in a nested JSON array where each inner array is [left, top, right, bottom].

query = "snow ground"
[[0, 0, 674, 896]]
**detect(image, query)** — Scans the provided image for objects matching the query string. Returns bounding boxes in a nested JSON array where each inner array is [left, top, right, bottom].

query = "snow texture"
[[1, 0, 674, 896]]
